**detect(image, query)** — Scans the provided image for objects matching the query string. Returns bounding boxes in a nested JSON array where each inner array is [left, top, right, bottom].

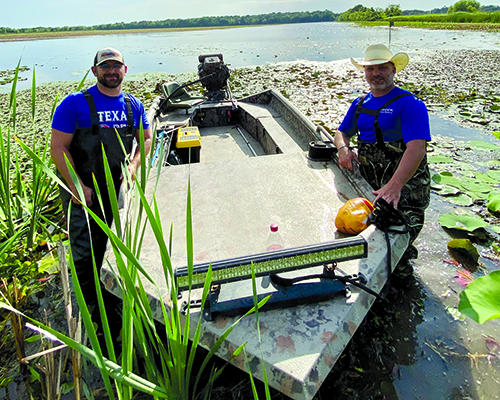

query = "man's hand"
[[71, 184, 94, 207], [334, 131, 359, 171], [373, 182, 402, 209], [337, 147, 359, 171], [128, 162, 138, 181]]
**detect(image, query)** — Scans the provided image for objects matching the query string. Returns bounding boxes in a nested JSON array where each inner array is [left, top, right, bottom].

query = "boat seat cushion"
[[161, 82, 206, 109]]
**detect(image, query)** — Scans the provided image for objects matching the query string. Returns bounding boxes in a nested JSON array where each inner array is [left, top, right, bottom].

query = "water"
[[2, 22, 500, 399], [2, 21, 500, 92]]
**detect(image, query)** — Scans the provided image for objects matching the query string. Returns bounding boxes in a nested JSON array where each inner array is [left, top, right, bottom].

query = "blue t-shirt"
[[338, 87, 430, 144], [52, 85, 150, 134]]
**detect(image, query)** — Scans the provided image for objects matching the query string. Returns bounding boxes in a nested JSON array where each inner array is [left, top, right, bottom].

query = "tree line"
[[338, 1, 500, 22], [0, 10, 337, 34]]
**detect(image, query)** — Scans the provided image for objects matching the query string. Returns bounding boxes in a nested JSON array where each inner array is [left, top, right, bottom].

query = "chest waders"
[[354, 93, 431, 280], [69, 89, 135, 196], [60, 90, 135, 315]]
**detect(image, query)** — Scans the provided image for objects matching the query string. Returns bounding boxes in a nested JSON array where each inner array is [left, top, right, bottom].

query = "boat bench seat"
[[238, 102, 302, 155]]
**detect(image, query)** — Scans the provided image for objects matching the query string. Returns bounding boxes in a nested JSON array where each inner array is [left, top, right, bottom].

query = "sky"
[[2, 0, 500, 29]]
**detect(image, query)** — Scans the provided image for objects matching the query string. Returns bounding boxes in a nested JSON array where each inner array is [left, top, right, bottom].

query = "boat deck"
[[102, 93, 409, 400]]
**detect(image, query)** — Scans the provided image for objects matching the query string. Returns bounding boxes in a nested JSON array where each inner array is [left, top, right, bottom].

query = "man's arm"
[[334, 130, 359, 171], [128, 127, 153, 179], [372, 139, 427, 208], [51, 128, 94, 206]]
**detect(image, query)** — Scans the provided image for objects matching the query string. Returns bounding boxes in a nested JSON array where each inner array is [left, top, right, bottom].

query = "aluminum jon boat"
[[102, 54, 409, 400]]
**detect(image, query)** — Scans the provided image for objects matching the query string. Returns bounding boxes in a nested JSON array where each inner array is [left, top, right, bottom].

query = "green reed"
[[0, 62, 61, 278]]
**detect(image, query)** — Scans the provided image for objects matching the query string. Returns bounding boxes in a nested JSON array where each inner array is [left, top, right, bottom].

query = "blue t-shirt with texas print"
[[338, 87, 430, 144], [52, 85, 150, 133]]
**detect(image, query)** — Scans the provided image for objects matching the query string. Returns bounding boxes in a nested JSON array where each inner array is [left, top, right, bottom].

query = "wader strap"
[[124, 93, 134, 132], [355, 92, 413, 150], [83, 89, 100, 135]]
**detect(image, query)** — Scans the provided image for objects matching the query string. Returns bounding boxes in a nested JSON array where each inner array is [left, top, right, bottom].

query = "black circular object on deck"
[[308, 141, 335, 161]]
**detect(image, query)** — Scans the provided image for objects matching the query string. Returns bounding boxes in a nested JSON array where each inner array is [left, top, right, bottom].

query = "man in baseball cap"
[[51, 46, 152, 335]]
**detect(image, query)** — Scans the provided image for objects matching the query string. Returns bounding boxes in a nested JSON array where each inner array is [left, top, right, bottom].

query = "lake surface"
[[2, 21, 500, 92]]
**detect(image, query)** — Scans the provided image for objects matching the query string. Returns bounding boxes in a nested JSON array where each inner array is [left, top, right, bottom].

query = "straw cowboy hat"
[[351, 44, 409, 73]]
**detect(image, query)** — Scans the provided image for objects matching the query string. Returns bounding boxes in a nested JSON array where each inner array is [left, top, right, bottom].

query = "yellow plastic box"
[[177, 127, 201, 148], [176, 126, 201, 163]]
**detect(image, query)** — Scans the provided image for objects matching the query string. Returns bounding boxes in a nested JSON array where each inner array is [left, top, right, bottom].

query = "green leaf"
[[431, 172, 463, 189], [487, 170, 500, 181], [435, 184, 460, 196], [466, 140, 500, 151], [492, 131, 500, 140], [428, 155, 454, 164], [460, 179, 493, 194], [487, 191, 500, 212], [439, 212, 489, 232], [477, 160, 500, 168], [446, 193, 473, 206], [447, 238, 479, 270], [474, 172, 497, 184], [458, 271, 500, 324]]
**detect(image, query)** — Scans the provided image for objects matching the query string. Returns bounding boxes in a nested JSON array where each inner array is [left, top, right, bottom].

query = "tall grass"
[[387, 11, 500, 24], [0, 62, 62, 265], [11, 132, 263, 399]]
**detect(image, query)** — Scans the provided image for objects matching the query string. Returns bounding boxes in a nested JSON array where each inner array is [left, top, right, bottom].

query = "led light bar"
[[175, 236, 367, 291]]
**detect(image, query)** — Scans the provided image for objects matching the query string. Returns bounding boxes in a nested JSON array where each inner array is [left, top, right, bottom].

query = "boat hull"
[[102, 89, 409, 399]]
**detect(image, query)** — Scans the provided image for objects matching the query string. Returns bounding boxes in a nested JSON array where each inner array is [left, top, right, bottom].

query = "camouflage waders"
[[358, 140, 431, 276], [60, 90, 134, 318]]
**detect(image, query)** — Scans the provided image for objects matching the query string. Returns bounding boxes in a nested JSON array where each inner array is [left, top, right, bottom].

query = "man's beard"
[[98, 74, 123, 89], [368, 73, 394, 91]]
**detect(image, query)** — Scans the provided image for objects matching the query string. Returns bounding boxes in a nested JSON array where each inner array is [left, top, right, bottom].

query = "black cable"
[[270, 272, 383, 300]]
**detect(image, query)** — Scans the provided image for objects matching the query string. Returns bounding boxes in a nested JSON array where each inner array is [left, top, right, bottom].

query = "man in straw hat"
[[334, 43, 431, 283], [51, 47, 152, 330]]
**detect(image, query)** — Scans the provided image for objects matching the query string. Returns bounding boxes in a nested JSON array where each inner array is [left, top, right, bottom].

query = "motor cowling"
[[198, 54, 230, 99]]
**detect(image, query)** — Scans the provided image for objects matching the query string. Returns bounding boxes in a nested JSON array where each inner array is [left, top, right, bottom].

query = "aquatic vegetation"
[[447, 238, 480, 271], [458, 270, 500, 323], [0, 67, 29, 86], [439, 210, 489, 232], [487, 192, 500, 212]]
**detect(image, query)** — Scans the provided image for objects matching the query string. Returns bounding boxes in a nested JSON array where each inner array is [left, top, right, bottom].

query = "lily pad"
[[432, 172, 463, 189], [439, 212, 489, 232], [446, 194, 473, 206], [474, 172, 497, 184], [428, 155, 454, 164], [477, 160, 500, 168], [435, 184, 461, 196], [460, 180, 493, 194], [467, 191, 488, 202], [487, 191, 500, 212], [458, 270, 500, 324], [487, 170, 500, 182], [466, 140, 500, 151], [447, 238, 479, 271]]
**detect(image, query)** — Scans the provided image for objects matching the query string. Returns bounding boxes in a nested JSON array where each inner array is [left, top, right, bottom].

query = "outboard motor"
[[198, 54, 231, 101]]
